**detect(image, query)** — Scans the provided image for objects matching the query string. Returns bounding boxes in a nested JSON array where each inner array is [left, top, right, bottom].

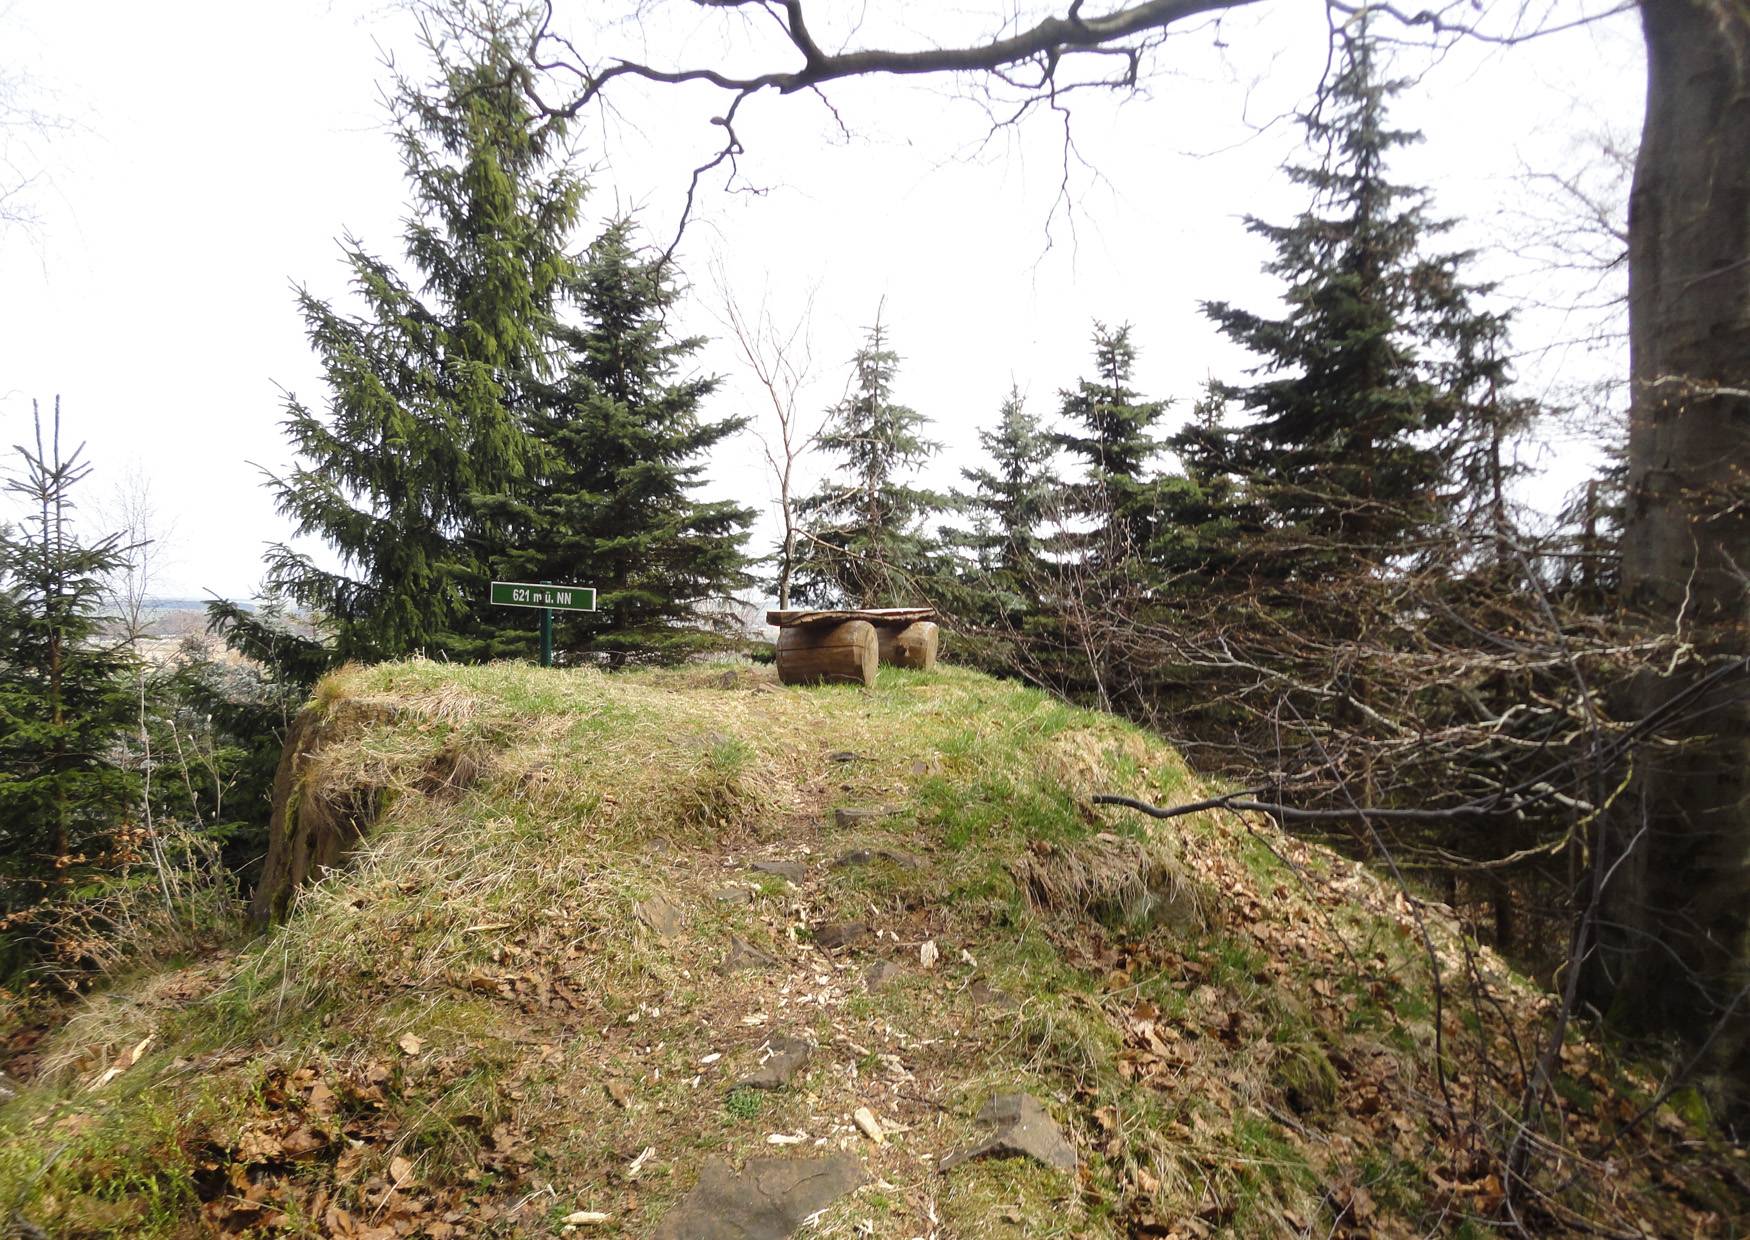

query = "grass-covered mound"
[[1, 660, 1741, 1237]]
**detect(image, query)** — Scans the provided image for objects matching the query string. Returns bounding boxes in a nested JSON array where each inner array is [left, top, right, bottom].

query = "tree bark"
[[546, 0, 1750, 1119], [1594, 0, 1750, 1119], [877, 620, 941, 670], [775, 619, 879, 686]]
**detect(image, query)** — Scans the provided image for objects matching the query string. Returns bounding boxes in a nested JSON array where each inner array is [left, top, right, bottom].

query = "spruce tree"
[[793, 318, 945, 607], [500, 218, 754, 656], [1052, 323, 1171, 582], [957, 386, 1056, 614], [1150, 26, 1567, 930], [1173, 25, 1501, 576], [0, 402, 138, 962], [1439, 321, 1537, 572], [265, 5, 581, 661], [1155, 381, 1262, 578]]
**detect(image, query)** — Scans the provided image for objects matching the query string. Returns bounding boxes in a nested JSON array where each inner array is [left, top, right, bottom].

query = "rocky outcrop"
[[248, 683, 495, 926], [652, 1155, 865, 1240], [249, 705, 377, 927], [938, 1092, 1078, 1173]]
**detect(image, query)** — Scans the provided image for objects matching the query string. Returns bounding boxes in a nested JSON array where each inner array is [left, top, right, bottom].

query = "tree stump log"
[[877, 620, 939, 670], [776, 620, 878, 687]]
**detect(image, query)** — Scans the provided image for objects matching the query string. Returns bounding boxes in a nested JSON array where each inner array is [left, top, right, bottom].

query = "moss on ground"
[[0, 659, 1740, 1238]]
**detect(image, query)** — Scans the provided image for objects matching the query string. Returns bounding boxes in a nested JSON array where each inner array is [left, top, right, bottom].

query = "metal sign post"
[[489, 581, 597, 669]]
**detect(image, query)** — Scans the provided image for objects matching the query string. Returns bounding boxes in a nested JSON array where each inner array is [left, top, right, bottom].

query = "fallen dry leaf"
[[87, 1034, 155, 1091], [397, 1033, 425, 1056], [853, 1106, 886, 1145]]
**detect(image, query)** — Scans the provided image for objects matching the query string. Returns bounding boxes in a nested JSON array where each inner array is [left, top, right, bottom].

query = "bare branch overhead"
[[529, 0, 1264, 114]]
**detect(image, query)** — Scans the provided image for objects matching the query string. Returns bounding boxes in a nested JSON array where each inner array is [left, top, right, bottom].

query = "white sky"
[[0, 0, 1641, 600]]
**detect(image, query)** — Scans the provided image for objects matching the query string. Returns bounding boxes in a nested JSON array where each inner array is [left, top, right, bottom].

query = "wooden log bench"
[[767, 607, 941, 687]]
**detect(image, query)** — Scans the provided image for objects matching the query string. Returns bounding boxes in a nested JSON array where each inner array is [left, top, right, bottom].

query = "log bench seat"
[[767, 607, 941, 686]]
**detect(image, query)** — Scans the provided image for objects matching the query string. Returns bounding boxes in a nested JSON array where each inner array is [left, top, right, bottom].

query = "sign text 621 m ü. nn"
[[488, 581, 597, 611]]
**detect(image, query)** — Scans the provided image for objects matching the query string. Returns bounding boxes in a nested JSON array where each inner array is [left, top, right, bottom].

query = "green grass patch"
[[3, 659, 1728, 1240]]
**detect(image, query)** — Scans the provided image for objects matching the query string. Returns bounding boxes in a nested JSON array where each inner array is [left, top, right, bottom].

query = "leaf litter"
[[1, 660, 1743, 1238]]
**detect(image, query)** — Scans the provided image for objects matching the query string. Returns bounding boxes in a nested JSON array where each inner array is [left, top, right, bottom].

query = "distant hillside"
[[0, 661, 1740, 1237], [138, 598, 224, 616]]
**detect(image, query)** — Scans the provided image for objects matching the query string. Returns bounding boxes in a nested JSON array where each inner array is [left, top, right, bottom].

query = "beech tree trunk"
[[542, 0, 1750, 1114], [1594, 0, 1750, 1118]]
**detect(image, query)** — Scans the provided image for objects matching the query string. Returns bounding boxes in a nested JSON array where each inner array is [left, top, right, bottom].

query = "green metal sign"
[[489, 581, 596, 668], [489, 581, 596, 612]]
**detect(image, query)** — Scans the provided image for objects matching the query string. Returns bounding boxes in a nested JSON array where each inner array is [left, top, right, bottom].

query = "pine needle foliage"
[[1172, 24, 1508, 576], [793, 317, 946, 607], [1052, 322, 1171, 582], [498, 218, 755, 657], [0, 401, 138, 966], [265, 4, 582, 662], [955, 386, 1057, 619], [1154, 381, 1263, 578]]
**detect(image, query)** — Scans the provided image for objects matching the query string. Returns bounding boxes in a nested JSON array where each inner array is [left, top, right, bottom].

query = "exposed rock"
[[865, 960, 905, 992], [938, 1092, 1078, 1173], [652, 1155, 866, 1240], [721, 936, 781, 974], [833, 807, 896, 829], [250, 705, 387, 926], [967, 979, 1018, 1011], [812, 921, 870, 951], [852, 1105, 886, 1145], [713, 885, 754, 905], [740, 1033, 812, 1089], [749, 859, 807, 884], [635, 895, 686, 940], [1011, 832, 1206, 933], [827, 750, 862, 764], [1273, 1038, 1340, 1115], [7, 1212, 49, 1240], [831, 847, 920, 871]]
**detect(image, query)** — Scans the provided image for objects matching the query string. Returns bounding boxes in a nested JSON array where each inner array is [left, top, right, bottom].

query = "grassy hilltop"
[[0, 661, 1740, 1237]]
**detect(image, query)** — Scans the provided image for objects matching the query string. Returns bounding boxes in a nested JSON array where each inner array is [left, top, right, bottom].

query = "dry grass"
[[0, 659, 1739, 1239], [1011, 832, 1209, 934]]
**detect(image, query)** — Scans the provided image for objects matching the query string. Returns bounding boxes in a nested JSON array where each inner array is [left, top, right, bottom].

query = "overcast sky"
[[0, 0, 1639, 600]]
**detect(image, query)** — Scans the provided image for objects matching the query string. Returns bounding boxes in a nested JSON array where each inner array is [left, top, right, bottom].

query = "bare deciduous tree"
[[714, 272, 822, 609], [0, 12, 68, 241], [97, 464, 171, 646], [508, 0, 1748, 1120]]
